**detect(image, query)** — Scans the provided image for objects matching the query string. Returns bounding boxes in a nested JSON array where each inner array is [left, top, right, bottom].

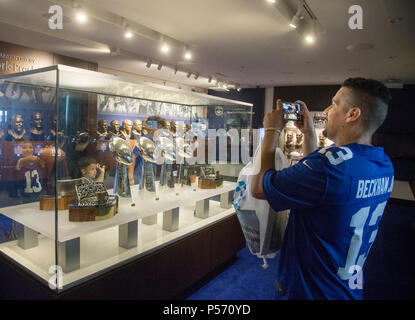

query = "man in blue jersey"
[[251, 78, 393, 299]]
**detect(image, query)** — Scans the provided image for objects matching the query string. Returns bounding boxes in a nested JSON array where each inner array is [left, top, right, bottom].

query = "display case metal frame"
[[0, 65, 252, 293]]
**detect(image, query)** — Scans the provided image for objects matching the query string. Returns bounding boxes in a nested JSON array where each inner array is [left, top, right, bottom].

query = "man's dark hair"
[[79, 156, 97, 169], [342, 77, 392, 132]]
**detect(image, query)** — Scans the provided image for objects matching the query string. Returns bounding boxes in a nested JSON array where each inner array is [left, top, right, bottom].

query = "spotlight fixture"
[[289, 14, 301, 28], [289, 0, 304, 29], [187, 72, 192, 78], [146, 59, 152, 68], [109, 47, 120, 56], [305, 35, 314, 43], [124, 27, 133, 39], [266, 0, 276, 3], [184, 51, 192, 60], [194, 73, 199, 80], [161, 43, 169, 53], [157, 63, 163, 71], [173, 67, 178, 74], [75, 11, 87, 23], [305, 19, 317, 44], [208, 77, 212, 83]]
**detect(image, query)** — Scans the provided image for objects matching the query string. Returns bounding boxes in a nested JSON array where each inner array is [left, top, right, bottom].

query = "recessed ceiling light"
[[124, 31, 133, 39], [266, 0, 276, 4], [75, 12, 87, 23]]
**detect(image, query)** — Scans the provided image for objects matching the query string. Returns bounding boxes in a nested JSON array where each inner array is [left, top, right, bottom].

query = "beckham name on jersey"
[[355, 176, 394, 199]]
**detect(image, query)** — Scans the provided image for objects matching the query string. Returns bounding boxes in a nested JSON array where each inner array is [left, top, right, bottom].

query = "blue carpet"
[[186, 201, 415, 300], [186, 246, 280, 300]]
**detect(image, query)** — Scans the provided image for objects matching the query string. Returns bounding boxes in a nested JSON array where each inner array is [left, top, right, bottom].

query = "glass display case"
[[0, 65, 252, 292]]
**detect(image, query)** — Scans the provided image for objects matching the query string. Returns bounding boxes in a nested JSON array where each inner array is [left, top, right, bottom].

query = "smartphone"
[[282, 102, 302, 121]]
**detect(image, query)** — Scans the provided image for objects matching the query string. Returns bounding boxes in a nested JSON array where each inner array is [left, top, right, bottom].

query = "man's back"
[[262, 143, 394, 299]]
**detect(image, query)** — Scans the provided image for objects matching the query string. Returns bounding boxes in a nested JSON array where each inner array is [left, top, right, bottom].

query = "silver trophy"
[[137, 136, 157, 192], [175, 137, 193, 185], [155, 136, 176, 188], [109, 136, 133, 197]]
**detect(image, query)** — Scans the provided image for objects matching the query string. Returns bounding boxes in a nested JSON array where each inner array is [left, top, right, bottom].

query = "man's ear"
[[345, 107, 361, 123]]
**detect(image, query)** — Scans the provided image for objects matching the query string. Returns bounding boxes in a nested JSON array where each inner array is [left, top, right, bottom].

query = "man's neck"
[[332, 130, 373, 147]]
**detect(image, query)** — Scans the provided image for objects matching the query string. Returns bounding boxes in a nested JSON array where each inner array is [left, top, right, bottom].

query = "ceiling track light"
[[187, 72, 192, 78], [194, 73, 199, 80], [71, 0, 81, 8], [72, 1, 87, 23], [184, 51, 192, 60], [109, 46, 120, 56], [289, 0, 305, 29], [161, 42, 169, 54], [123, 24, 133, 39], [208, 77, 212, 83], [305, 18, 317, 44], [75, 11, 87, 23], [157, 63, 163, 71], [146, 59, 152, 68], [173, 67, 178, 74]]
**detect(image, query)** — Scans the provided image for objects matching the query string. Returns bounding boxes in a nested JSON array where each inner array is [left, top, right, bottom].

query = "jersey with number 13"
[[262, 143, 394, 299]]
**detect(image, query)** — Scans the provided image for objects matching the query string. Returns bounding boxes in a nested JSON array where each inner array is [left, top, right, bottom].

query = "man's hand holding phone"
[[293, 100, 315, 135], [263, 99, 286, 131]]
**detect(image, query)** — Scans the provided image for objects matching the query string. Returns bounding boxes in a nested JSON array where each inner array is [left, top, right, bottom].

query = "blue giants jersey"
[[262, 143, 394, 300]]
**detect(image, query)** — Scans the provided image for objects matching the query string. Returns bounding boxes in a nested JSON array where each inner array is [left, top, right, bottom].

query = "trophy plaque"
[[198, 165, 223, 189], [69, 180, 118, 222], [39, 178, 85, 210], [109, 136, 133, 197]]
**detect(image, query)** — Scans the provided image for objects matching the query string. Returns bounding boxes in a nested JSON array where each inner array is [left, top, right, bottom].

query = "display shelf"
[[0, 200, 235, 290], [0, 181, 236, 242]]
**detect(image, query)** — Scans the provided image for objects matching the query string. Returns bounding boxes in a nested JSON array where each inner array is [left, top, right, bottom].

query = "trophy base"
[[40, 195, 74, 211], [198, 178, 223, 189], [69, 196, 119, 222]]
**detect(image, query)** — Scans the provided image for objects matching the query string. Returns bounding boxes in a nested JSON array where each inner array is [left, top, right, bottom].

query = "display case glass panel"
[[0, 65, 252, 292]]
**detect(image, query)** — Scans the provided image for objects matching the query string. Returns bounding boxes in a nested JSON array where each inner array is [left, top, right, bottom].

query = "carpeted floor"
[[186, 201, 415, 300], [186, 245, 280, 300]]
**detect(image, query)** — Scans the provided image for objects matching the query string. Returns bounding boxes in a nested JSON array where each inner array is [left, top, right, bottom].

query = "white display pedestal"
[[0, 182, 236, 282]]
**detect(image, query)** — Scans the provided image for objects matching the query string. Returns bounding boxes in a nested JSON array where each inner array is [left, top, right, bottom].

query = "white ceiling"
[[0, 0, 414, 88]]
